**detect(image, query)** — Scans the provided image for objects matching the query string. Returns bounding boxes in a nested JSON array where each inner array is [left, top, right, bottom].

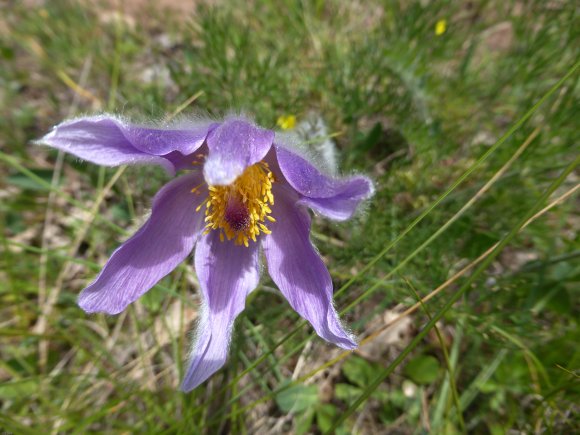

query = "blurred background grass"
[[0, 0, 578, 433]]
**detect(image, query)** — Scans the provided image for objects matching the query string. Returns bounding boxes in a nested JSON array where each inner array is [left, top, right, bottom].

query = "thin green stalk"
[[432, 319, 464, 430], [456, 350, 508, 416], [402, 276, 465, 432]]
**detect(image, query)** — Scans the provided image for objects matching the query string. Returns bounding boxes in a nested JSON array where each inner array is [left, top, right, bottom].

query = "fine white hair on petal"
[[118, 111, 216, 131], [33, 112, 217, 142], [186, 300, 210, 362], [274, 119, 340, 179], [203, 157, 242, 185], [275, 130, 326, 169], [329, 303, 358, 346], [275, 126, 375, 200], [295, 113, 339, 174], [34, 111, 252, 146], [223, 109, 257, 124]]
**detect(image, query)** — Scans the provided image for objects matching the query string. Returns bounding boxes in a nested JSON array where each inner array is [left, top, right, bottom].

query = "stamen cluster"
[[196, 162, 276, 247]]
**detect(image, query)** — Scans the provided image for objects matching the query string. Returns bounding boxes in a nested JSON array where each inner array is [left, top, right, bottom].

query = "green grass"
[[1, 0, 578, 433]]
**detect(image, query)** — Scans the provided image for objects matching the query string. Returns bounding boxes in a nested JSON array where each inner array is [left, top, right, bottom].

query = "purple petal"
[[163, 144, 210, 172], [181, 232, 260, 391], [203, 118, 274, 185], [262, 184, 357, 349], [124, 120, 215, 156], [37, 115, 212, 174], [78, 172, 207, 314], [275, 146, 373, 220]]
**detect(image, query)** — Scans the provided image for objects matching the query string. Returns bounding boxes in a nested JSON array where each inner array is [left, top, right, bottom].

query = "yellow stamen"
[[192, 153, 206, 164], [197, 162, 276, 246], [190, 183, 204, 194]]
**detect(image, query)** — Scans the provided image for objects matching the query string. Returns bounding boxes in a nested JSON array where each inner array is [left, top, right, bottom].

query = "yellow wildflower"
[[435, 19, 447, 36], [276, 114, 297, 130]]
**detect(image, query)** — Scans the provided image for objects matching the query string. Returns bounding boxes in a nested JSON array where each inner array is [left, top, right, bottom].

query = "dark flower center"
[[224, 198, 251, 232]]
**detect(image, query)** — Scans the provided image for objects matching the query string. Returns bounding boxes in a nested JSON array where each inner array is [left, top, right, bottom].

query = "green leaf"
[[546, 285, 571, 315], [404, 355, 440, 384], [489, 423, 507, 435], [316, 404, 337, 433], [335, 383, 363, 403], [478, 380, 500, 394], [549, 262, 575, 282], [141, 282, 167, 311], [7, 169, 55, 191], [0, 379, 37, 399], [110, 203, 131, 222], [275, 383, 319, 413], [295, 407, 315, 435], [342, 355, 379, 388]]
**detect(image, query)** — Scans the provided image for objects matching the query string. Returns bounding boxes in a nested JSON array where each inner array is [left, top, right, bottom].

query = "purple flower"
[[38, 115, 374, 391]]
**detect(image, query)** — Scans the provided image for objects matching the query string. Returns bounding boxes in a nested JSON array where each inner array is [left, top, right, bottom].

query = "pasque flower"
[[38, 115, 373, 391]]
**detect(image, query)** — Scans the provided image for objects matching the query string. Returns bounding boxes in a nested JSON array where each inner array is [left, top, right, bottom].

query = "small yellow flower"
[[276, 114, 297, 130], [435, 19, 447, 36]]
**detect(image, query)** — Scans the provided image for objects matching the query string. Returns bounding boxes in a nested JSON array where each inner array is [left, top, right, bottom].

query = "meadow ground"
[[0, 0, 578, 433]]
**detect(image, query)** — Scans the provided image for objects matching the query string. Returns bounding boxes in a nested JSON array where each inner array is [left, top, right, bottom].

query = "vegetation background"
[[1, 0, 578, 433]]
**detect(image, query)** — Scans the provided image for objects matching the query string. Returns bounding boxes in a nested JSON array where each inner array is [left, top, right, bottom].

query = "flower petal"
[[181, 232, 260, 391], [36, 115, 212, 174], [124, 120, 214, 156], [203, 118, 274, 185], [262, 184, 357, 349], [275, 146, 373, 220], [78, 172, 207, 314]]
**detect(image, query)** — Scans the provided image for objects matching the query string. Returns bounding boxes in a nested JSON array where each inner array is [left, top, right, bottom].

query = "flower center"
[[224, 197, 251, 232], [197, 162, 276, 247]]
